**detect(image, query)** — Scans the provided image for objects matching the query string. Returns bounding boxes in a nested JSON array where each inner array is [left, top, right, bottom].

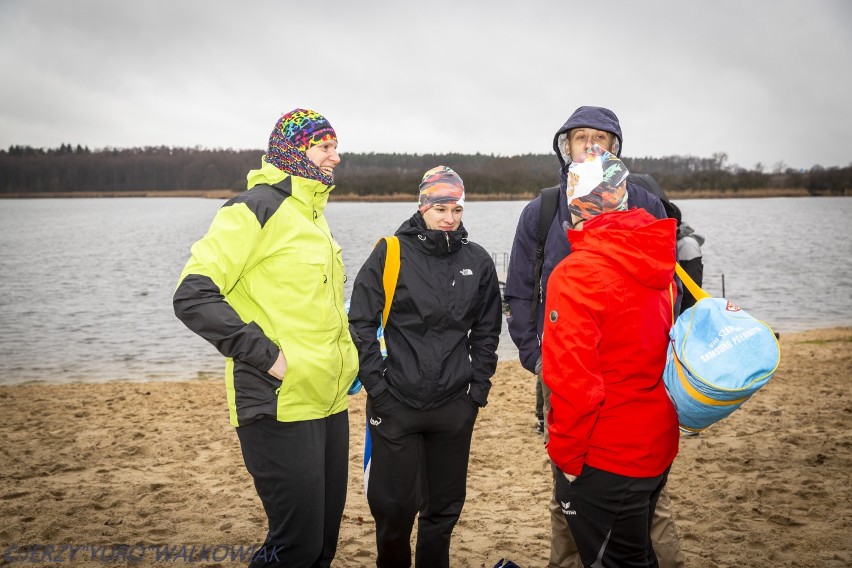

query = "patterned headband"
[[418, 166, 465, 213]]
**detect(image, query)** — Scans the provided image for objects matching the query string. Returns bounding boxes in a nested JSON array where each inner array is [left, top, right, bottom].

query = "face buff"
[[566, 144, 629, 220]]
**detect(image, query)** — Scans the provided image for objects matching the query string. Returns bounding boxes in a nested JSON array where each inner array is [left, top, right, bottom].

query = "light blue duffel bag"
[[664, 265, 781, 433]]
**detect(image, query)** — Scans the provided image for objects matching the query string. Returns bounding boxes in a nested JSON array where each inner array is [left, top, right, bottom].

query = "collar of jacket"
[[569, 209, 676, 290], [246, 159, 333, 211], [396, 212, 468, 257]]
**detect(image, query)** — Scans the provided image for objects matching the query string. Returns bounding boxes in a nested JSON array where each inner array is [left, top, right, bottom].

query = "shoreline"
[[0, 187, 820, 200], [0, 324, 841, 388], [0, 327, 850, 567]]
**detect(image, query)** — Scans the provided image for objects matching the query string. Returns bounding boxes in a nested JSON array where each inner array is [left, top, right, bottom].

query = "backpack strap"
[[376, 236, 400, 328], [530, 186, 561, 322]]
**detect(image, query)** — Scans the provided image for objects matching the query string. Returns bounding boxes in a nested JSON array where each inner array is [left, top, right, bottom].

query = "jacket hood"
[[395, 212, 469, 257], [677, 222, 705, 245], [569, 208, 676, 290], [553, 106, 624, 166], [553, 106, 624, 192], [246, 159, 333, 210]]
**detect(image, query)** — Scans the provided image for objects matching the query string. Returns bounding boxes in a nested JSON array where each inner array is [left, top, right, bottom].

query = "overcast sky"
[[1, 0, 850, 171]]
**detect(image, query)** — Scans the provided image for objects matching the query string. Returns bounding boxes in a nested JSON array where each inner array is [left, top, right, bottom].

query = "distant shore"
[[0, 187, 819, 200]]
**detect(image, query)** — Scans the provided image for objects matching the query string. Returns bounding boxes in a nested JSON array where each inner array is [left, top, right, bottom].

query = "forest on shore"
[[1, 144, 850, 199]]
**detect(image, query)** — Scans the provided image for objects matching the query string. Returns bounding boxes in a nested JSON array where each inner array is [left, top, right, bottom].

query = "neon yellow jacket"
[[174, 161, 358, 426]]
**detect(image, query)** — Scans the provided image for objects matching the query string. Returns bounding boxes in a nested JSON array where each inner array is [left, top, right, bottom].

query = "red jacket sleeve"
[[541, 257, 607, 476]]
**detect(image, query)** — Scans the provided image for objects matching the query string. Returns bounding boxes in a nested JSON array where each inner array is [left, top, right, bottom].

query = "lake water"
[[0, 197, 850, 385]]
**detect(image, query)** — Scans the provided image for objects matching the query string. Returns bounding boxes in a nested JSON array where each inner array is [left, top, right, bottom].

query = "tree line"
[[1, 144, 849, 197]]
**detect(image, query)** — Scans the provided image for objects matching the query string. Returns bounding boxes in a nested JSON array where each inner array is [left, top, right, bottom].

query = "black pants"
[[365, 392, 479, 568], [555, 464, 670, 568], [535, 375, 544, 422], [236, 411, 349, 568]]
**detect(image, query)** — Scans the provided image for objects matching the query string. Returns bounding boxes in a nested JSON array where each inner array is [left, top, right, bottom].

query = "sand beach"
[[1, 327, 849, 567]]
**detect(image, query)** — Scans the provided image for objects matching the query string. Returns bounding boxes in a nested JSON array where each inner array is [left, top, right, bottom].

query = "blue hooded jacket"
[[504, 106, 667, 373]]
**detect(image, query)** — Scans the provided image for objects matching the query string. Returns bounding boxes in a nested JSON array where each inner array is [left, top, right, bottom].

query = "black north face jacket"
[[348, 212, 502, 410]]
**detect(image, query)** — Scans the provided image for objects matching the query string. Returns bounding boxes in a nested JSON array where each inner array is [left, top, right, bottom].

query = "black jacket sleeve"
[[347, 240, 389, 396], [467, 254, 503, 406], [174, 274, 279, 372], [503, 198, 543, 374]]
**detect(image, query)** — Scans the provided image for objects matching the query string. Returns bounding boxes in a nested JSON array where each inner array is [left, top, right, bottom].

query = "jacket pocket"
[[232, 360, 281, 423]]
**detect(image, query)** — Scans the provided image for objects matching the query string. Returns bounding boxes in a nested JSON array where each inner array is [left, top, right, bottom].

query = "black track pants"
[[236, 411, 349, 568], [555, 464, 670, 568], [365, 392, 479, 568]]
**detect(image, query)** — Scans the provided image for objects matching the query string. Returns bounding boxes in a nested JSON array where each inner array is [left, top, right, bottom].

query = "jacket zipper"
[[315, 197, 347, 414]]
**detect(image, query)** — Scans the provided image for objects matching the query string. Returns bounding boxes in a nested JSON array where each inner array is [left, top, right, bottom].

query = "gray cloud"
[[1, 0, 850, 170]]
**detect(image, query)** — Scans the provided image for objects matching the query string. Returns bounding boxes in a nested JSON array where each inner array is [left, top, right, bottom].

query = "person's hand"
[[267, 350, 287, 380]]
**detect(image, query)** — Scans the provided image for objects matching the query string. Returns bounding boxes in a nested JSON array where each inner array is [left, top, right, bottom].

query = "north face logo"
[[459, 269, 473, 276]]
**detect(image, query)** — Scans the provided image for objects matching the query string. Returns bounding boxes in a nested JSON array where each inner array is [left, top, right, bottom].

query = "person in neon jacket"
[[174, 108, 358, 568]]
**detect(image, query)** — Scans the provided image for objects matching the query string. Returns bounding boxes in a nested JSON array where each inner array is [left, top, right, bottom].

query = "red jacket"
[[542, 208, 679, 478]]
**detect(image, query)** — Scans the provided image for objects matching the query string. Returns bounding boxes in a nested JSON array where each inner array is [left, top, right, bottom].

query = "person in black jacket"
[[348, 166, 502, 568]]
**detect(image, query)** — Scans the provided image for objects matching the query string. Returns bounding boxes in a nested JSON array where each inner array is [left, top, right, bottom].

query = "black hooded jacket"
[[504, 106, 668, 373], [348, 212, 502, 410]]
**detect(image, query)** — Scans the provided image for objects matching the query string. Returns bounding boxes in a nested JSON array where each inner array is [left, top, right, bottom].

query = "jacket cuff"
[[468, 382, 489, 407], [522, 350, 541, 375], [244, 346, 278, 376], [548, 439, 585, 477]]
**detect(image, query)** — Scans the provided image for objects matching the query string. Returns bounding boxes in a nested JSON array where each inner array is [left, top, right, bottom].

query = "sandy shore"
[[1, 327, 849, 567]]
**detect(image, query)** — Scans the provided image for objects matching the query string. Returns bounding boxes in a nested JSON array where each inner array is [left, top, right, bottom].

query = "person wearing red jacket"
[[542, 145, 680, 567]]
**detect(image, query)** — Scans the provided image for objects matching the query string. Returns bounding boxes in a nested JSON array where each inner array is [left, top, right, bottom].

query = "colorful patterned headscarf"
[[264, 108, 337, 185], [418, 166, 466, 213], [566, 144, 629, 221]]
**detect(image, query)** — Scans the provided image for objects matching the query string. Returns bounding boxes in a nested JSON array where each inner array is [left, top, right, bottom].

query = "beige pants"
[[541, 379, 685, 568]]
